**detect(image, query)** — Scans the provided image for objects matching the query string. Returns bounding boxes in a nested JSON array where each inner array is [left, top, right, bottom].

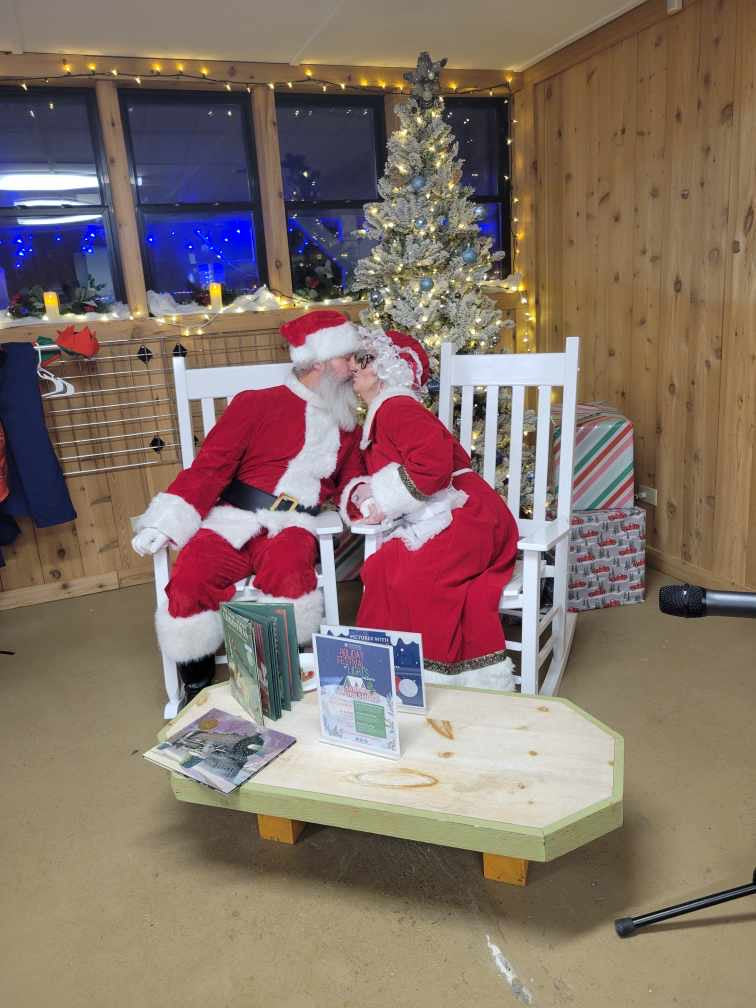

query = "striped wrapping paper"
[[553, 403, 635, 510]]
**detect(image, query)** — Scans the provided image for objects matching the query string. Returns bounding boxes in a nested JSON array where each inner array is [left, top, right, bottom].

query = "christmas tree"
[[352, 52, 505, 368], [353, 53, 549, 516]]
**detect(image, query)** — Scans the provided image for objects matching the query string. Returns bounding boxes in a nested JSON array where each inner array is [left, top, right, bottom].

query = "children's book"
[[221, 601, 303, 719], [220, 605, 264, 723], [313, 633, 400, 759], [144, 708, 296, 794], [321, 624, 426, 713]]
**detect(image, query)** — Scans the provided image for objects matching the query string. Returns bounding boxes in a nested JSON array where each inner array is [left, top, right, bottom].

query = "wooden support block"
[[482, 853, 529, 886], [257, 814, 305, 845]]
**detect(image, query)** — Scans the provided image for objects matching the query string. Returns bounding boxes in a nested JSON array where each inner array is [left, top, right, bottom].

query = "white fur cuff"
[[370, 462, 425, 519], [133, 492, 201, 550], [155, 605, 224, 663]]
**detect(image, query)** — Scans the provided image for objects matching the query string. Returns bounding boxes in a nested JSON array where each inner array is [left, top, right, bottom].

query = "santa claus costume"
[[132, 309, 363, 700], [342, 330, 519, 690]]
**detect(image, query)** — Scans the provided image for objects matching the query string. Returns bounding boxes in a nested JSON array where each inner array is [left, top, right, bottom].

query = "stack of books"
[[221, 601, 303, 722]]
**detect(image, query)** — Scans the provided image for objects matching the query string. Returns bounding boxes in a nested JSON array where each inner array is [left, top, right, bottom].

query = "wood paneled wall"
[[0, 292, 519, 609], [517, 0, 756, 589]]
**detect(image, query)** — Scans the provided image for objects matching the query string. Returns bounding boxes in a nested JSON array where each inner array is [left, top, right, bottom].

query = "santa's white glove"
[[131, 527, 170, 557]]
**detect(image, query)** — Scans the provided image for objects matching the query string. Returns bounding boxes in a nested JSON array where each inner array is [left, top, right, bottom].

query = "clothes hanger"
[[34, 344, 75, 398]]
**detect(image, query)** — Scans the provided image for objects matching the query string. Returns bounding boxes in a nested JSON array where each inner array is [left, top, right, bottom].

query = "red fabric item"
[[280, 309, 350, 349], [356, 396, 519, 670], [166, 526, 318, 619], [55, 325, 100, 358], [384, 330, 431, 388], [166, 382, 363, 520]]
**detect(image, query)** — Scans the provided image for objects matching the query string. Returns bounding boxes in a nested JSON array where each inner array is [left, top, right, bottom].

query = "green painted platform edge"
[[162, 685, 624, 862], [171, 774, 549, 860]]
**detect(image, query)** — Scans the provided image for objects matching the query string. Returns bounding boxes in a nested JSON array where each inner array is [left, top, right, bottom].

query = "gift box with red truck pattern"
[[567, 507, 645, 612]]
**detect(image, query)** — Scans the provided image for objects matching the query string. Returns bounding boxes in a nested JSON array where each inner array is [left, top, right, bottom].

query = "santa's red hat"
[[280, 309, 358, 367]]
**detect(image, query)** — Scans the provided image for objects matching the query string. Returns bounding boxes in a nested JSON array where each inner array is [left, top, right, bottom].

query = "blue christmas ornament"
[[410, 175, 426, 192], [419, 277, 434, 292], [473, 205, 486, 221], [437, 215, 449, 229], [461, 246, 478, 264], [414, 216, 428, 229]]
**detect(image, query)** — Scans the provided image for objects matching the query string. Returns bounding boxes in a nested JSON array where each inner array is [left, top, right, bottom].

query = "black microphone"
[[659, 583, 756, 618]]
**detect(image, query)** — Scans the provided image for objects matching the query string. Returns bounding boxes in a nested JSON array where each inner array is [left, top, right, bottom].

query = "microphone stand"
[[615, 870, 756, 937], [615, 584, 756, 937]]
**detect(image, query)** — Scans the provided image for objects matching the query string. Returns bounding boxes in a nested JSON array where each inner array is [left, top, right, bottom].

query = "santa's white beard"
[[318, 369, 358, 431]]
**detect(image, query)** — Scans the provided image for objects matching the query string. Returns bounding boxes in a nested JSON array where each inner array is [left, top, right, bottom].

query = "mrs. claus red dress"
[[346, 387, 519, 686]]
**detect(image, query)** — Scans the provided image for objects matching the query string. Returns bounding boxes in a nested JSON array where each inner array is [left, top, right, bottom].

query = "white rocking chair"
[[354, 337, 580, 696], [154, 355, 342, 718]]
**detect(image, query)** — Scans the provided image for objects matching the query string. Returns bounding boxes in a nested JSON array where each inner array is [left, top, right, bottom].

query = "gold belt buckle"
[[271, 493, 299, 512]]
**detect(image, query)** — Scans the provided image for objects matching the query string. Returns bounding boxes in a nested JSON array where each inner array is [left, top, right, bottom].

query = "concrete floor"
[[1, 568, 754, 1007]]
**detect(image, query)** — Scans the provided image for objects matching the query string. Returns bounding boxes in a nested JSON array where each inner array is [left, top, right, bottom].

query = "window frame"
[[443, 95, 512, 275], [118, 88, 269, 294], [0, 85, 125, 302]]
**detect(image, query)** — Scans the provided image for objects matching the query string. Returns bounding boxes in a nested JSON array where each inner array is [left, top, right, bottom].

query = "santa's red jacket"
[[134, 373, 363, 551]]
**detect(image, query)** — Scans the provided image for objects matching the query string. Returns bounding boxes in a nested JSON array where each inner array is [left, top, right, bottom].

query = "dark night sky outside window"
[[121, 91, 266, 305], [0, 88, 121, 312], [276, 94, 385, 301]]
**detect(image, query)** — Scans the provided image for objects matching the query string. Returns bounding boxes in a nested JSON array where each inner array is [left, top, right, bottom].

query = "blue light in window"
[[147, 234, 155, 244]]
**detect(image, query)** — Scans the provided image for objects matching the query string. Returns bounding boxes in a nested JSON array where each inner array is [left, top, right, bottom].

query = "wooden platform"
[[159, 683, 623, 883]]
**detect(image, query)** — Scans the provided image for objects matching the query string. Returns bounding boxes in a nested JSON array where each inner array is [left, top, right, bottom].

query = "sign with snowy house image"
[[314, 633, 400, 759], [321, 624, 426, 713]]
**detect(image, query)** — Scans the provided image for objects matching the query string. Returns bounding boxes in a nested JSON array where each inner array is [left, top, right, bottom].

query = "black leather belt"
[[220, 479, 321, 516]]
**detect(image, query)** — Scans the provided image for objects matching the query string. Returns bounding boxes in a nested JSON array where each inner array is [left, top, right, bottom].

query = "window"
[[121, 91, 266, 307], [444, 98, 511, 276], [0, 88, 121, 317], [276, 94, 385, 301]]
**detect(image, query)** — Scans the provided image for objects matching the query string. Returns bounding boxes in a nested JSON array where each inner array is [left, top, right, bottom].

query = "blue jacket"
[[0, 342, 76, 528]]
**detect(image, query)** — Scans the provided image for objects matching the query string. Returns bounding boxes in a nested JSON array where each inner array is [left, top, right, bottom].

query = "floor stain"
[[485, 934, 535, 1005]]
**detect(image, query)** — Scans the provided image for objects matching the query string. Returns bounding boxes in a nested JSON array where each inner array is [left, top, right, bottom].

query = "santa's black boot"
[[177, 653, 216, 708]]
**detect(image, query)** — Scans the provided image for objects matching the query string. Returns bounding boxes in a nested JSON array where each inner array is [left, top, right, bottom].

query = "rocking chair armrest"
[[517, 518, 571, 552], [314, 511, 344, 537], [350, 518, 399, 537]]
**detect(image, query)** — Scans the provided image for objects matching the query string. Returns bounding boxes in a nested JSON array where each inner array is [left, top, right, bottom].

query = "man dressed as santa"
[[131, 309, 363, 703]]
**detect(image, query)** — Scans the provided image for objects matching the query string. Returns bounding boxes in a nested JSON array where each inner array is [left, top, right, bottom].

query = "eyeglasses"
[[354, 350, 375, 369]]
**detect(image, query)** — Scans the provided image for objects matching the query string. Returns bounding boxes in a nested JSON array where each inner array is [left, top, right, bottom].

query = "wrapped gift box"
[[567, 507, 645, 612], [553, 403, 635, 510]]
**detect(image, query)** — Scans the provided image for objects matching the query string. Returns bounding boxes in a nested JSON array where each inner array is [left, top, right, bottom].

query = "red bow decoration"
[[55, 325, 100, 359]]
